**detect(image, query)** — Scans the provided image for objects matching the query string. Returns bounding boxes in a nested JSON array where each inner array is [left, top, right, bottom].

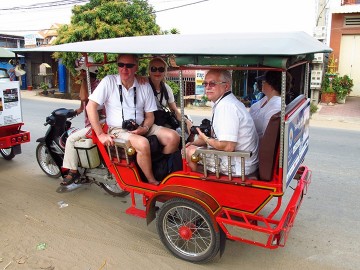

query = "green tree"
[[162, 28, 180, 35], [54, 0, 161, 77], [167, 80, 180, 100], [169, 28, 180, 34]]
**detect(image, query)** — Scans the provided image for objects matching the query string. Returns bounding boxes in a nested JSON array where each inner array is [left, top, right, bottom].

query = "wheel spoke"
[[191, 227, 211, 252], [180, 239, 189, 251], [177, 207, 186, 224], [1, 149, 11, 155]]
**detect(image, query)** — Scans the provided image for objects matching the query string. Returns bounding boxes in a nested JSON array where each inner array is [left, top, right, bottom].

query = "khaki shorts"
[[108, 124, 163, 140], [199, 154, 236, 175], [199, 153, 256, 176]]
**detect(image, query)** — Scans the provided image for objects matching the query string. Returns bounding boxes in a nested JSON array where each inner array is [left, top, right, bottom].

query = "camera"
[[122, 119, 139, 131], [190, 118, 211, 137], [167, 113, 180, 129]]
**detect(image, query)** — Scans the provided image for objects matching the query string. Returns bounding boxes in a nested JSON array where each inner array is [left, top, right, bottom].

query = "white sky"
[[0, 0, 326, 37]]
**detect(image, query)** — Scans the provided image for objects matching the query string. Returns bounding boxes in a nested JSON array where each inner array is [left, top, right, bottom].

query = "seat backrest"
[[258, 94, 306, 181], [258, 111, 281, 181]]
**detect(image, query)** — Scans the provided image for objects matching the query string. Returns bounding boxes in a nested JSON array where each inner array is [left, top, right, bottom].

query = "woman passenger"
[[148, 57, 193, 141], [249, 71, 292, 138]]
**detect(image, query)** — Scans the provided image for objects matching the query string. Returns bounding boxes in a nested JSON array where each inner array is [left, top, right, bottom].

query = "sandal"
[[61, 171, 80, 186]]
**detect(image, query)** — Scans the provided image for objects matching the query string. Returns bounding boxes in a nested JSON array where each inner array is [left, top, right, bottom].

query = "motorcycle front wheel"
[[0, 147, 15, 160], [36, 142, 61, 178]]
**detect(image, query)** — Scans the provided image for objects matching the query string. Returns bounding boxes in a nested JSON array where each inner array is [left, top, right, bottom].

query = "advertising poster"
[[24, 34, 37, 47], [283, 100, 310, 188], [195, 70, 205, 95], [0, 81, 22, 126]]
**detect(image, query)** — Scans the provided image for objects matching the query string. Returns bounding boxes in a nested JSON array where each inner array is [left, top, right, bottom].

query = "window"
[[345, 16, 360, 26]]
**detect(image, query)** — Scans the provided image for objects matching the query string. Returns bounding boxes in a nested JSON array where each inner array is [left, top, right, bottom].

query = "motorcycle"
[[35, 107, 129, 196]]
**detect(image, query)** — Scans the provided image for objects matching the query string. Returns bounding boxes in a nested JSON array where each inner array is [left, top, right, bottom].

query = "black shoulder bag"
[[150, 79, 179, 129]]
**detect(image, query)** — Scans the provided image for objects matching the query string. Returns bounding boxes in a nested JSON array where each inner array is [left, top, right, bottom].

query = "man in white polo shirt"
[[87, 54, 179, 185], [185, 69, 258, 176]]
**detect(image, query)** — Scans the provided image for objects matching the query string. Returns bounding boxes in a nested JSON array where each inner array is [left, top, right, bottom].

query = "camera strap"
[[149, 78, 169, 108], [118, 84, 137, 123], [211, 91, 231, 138]]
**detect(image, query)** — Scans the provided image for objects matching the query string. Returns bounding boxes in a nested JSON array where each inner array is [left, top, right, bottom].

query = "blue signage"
[[195, 70, 205, 95], [283, 100, 310, 187]]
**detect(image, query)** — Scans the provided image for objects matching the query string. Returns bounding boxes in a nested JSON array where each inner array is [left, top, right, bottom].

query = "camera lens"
[[122, 119, 138, 131], [190, 126, 199, 134]]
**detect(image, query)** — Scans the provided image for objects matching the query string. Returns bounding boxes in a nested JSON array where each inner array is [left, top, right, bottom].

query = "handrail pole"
[[179, 70, 186, 158], [279, 71, 286, 169], [304, 63, 310, 98]]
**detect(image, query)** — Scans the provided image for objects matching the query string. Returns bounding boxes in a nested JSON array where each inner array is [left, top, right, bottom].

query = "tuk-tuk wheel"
[[0, 147, 15, 160], [156, 198, 220, 263]]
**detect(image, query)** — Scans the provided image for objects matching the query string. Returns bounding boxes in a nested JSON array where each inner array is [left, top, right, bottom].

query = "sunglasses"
[[150, 66, 165, 73], [202, 81, 227, 88], [117, 62, 136, 68]]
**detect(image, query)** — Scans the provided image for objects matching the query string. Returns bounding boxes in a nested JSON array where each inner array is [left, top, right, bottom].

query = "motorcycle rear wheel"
[[36, 142, 61, 178], [0, 147, 15, 160], [100, 182, 129, 197]]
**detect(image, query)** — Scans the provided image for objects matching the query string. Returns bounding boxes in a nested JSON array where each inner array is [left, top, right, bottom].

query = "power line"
[[151, 0, 203, 3], [152, 0, 209, 13], [0, 0, 89, 11], [0, 0, 209, 33], [0, 29, 59, 33]]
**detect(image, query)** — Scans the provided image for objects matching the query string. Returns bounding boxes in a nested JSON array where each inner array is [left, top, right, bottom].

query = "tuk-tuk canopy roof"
[[0, 47, 16, 58], [13, 31, 332, 69]]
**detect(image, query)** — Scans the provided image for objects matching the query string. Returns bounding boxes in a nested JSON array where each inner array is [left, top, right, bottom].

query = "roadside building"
[[329, 0, 360, 96]]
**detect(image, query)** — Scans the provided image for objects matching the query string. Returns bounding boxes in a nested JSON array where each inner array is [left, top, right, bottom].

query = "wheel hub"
[[178, 224, 195, 240]]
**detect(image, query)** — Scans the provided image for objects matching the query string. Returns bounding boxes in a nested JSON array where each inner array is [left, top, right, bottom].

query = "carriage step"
[[125, 206, 146, 218]]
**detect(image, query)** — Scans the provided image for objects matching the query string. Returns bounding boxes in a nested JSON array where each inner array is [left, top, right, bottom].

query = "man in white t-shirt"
[[185, 69, 259, 176], [86, 54, 179, 185]]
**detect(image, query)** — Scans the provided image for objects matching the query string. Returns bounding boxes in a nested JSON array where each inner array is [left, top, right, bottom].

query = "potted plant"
[[333, 75, 354, 104], [334, 86, 348, 104], [39, 81, 49, 96], [341, 75, 354, 96], [320, 73, 336, 104]]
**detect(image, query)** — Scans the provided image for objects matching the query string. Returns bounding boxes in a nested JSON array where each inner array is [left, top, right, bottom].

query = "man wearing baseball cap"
[[61, 57, 104, 186]]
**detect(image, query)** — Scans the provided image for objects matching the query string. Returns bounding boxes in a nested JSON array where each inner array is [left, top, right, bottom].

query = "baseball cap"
[[255, 74, 266, 81], [256, 71, 283, 91]]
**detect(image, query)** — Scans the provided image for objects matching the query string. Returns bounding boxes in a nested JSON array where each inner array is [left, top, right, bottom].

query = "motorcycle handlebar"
[[67, 109, 77, 118], [43, 108, 77, 125]]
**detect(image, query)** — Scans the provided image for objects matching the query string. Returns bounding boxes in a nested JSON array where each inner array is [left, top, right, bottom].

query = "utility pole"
[[310, 0, 330, 105]]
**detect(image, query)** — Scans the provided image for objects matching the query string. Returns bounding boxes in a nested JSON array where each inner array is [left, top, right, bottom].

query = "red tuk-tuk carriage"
[[0, 68, 30, 160], [17, 32, 331, 263]]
